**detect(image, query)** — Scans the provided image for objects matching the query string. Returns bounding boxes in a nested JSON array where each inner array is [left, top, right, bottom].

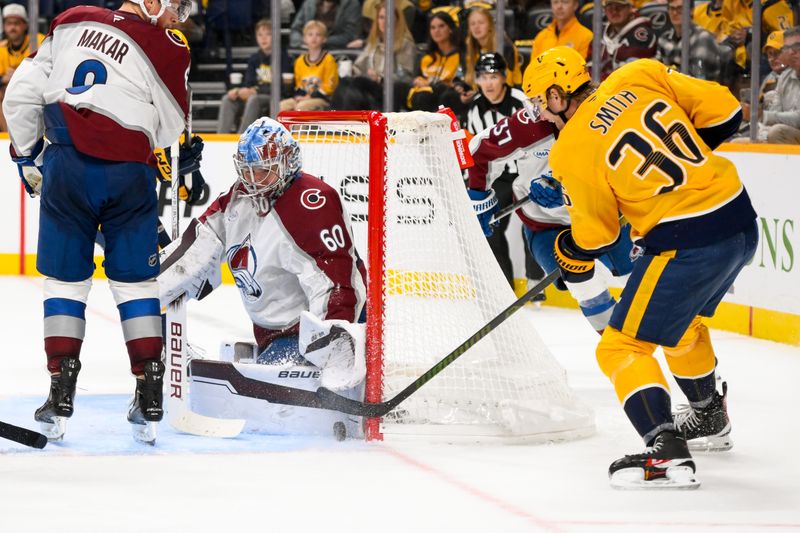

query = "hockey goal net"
[[279, 110, 593, 442]]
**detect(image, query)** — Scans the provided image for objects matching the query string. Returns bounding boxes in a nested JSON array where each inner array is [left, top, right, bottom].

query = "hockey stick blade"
[[314, 269, 561, 416], [0, 420, 48, 449], [167, 403, 245, 438], [185, 271, 560, 418]]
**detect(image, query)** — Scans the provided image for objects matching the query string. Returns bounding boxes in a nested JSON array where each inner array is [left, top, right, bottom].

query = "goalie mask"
[[233, 117, 302, 215], [133, 0, 193, 25]]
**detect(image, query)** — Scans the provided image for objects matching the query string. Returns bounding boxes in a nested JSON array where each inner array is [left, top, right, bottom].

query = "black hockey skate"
[[609, 430, 700, 490], [127, 360, 165, 445], [674, 382, 732, 452], [34, 357, 82, 441]]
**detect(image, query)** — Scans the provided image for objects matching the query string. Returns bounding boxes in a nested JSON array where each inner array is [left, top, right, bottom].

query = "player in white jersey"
[[3, 0, 199, 443], [467, 104, 636, 333], [158, 118, 368, 430]]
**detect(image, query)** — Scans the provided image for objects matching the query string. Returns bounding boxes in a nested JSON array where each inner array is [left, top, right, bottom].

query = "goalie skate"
[[34, 358, 81, 441], [674, 381, 732, 452], [609, 431, 700, 490]]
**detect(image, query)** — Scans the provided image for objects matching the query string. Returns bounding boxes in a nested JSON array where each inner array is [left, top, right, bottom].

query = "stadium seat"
[[525, 7, 553, 39]]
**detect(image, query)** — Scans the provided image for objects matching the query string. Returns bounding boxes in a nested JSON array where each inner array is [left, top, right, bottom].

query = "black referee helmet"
[[475, 52, 508, 76]]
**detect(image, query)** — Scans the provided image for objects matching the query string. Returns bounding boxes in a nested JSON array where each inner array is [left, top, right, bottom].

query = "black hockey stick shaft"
[[0, 420, 48, 449], [314, 269, 562, 417], [489, 196, 531, 226]]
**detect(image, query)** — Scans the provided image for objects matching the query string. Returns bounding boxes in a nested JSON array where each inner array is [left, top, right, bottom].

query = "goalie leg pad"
[[190, 359, 364, 438], [256, 335, 304, 365], [299, 311, 366, 391]]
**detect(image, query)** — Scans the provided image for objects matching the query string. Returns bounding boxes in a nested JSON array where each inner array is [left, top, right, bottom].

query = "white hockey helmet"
[[133, 0, 193, 25], [233, 117, 302, 214]]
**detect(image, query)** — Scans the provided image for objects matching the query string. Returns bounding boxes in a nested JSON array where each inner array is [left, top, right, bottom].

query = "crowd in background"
[[0, 0, 796, 304], [0, 0, 797, 142]]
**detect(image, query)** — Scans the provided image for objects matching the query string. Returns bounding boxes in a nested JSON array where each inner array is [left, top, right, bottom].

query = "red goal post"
[[281, 111, 388, 440]]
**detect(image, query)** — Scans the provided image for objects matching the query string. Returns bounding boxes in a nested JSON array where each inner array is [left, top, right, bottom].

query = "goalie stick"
[[0, 420, 48, 449], [189, 270, 560, 418], [164, 90, 246, 438]]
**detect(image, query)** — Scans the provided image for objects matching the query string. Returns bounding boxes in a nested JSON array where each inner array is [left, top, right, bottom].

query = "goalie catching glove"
[[299, 311, 366, 391], [554, 229, 597, 284], [11, 138, 45, 197], [154, 134, 206, 204], [468, 188, 499, 237]]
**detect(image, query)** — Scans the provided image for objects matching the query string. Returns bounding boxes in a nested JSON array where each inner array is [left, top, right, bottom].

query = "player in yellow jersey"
[[523, 47, 757, 489]]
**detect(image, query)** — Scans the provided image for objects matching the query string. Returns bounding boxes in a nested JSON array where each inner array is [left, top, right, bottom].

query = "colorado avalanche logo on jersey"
[[300, 188, 326, 210], [227, 234, 263, 301]]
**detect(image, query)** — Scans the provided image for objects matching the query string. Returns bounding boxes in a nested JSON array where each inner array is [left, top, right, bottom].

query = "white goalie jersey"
[[159, 173, 368, 352]]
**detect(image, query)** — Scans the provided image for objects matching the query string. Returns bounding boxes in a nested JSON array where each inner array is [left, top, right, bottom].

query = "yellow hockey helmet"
[[522, 46, 591, 108]]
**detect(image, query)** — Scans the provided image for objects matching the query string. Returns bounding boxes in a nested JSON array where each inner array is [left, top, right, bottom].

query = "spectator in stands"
[[531, 0, 592, 60], [721, 0, 795, 71], [217, 19, 290, 134], [0, 4, 45, 131], [692, 0, 741, 89], [461, 6, 522, 105], [743, 26, 800, 144], [657, 0, 722, 80], [281, 21, 339, 111], [290, 0, 362, 49], [407, 11, 463, 112], [694, 0, 727, 39], [347, 0, 416, 109], [595, 0, 656, 80], [733, 30, 788, 141], [360, 0, 419, 47], [758, 30, 789, 108], [465, 53, 529, 287]]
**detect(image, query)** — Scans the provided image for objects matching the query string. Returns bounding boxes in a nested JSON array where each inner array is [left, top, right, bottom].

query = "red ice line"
[[379, 446, 799, 531]]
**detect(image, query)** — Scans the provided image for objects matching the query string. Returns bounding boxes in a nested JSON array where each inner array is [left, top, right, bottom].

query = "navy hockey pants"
[[38, 143, 159, 283]]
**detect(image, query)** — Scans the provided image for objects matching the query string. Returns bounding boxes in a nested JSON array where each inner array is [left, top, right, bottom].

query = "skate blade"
[[688, 424, 733, 452], [688, 433, 733, 452], [38, 417, 67, 441], [610, 466, 701, 490], [131, 421, 158, 445]]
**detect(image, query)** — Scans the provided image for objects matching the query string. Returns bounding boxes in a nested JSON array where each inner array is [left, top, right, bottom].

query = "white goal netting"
[[284, 111, 593, 442]]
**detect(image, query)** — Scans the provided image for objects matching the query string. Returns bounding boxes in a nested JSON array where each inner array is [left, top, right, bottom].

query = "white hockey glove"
[[299, 311, 366, 391], [12, 139, 46, 197], [158, 219, 223, 307]]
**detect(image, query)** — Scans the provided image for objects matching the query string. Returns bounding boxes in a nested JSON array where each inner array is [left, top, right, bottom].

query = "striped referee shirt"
[[466, 86, 528, 176]]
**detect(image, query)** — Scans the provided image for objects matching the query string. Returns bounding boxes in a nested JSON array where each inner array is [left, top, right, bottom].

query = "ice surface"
[[1, 277, 798, 532]]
